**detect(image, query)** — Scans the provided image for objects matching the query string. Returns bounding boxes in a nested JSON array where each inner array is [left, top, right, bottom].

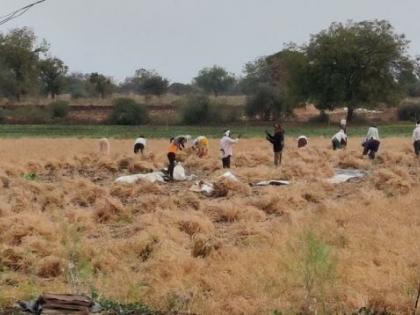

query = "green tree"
[[123, 69, 169, 97], [245, 85, 287, 121], [302, 20, 417, 121], [39, 57, 68, 98], [0, 27, 47, 100], [89, 73, 114, 98], [63, 73, 95, 99], [239, 57, 272, 95], [194, 65, 236, 96], [168, 82, 193, 95]]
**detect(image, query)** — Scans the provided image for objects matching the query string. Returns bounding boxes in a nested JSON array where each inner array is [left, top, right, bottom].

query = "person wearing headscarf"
[[331, 129, 347, 150], [265, 124, 284, 167], [362, 125, 380, 159], [412, 121, 420, 157], [297, 135, 308, 148], [133, 135, 147, 155], [193, 136, 209, 158], [220, 130, 238, 168]]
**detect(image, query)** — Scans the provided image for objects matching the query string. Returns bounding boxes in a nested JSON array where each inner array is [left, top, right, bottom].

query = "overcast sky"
[[2, 0, 420, 83]]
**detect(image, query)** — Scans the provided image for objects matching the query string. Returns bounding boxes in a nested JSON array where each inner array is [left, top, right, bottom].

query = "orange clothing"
[[168, 143, 178, 154]]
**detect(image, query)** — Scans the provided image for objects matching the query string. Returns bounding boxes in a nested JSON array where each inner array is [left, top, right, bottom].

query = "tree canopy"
[[301, 20, 417, 121], [194, 65, 236, 96]]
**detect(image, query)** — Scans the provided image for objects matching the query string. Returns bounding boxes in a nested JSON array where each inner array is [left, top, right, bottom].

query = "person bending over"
[[133, 135, 146, 155], [331, 129, 347, 150], [362, 125, 380, 160]]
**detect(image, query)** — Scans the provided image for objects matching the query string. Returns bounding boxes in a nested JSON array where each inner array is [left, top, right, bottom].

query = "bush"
[[109, 98, 149, 125], [13, 106, 51, 124], [0, 109, 8, 123], [398, 103, 420, 121], [179, 94, 240, 125], [245, 85, 286, 121], [48, 100, 70, 118]]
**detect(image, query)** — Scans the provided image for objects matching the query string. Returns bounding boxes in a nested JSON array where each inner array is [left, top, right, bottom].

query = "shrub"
[[245, 85, 286, 121], [180, 94, 212, 125], [109, 98, 149, 125], [398, 103, 420, 121], [0, 109, 8, 123], [13, 106, 50, 124], [48, 100, 70, 119], [180, 94, 240, 125]]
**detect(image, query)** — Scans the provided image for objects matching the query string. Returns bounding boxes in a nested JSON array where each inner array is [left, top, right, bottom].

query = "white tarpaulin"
[[190, 181, 215, 196], [219, 171, 238, 181], [255, 180, 290, 186], [115, 172, 166, 184], [327, 168, 366, 184]]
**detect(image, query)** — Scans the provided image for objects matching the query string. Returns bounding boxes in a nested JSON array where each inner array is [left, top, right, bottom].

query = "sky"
[[1, 0, 420, 83]]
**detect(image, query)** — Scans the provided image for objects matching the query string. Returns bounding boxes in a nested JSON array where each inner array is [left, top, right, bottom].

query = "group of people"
[[129, 120, 420, 180]]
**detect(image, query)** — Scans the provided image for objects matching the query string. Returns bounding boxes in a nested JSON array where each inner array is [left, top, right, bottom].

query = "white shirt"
[[134, 137, 146, 146], [366, 127, 379, 141], [220, 136, 238, 158], [413, 125, 420, 143], [332, 130, 347, 143]]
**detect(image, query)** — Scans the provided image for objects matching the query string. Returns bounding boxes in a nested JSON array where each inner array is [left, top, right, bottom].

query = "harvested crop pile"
[[0, 137, 419, 314]]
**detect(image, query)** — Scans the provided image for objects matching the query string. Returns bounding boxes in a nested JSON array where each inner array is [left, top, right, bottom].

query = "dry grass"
[[0, 137, 420, 314]]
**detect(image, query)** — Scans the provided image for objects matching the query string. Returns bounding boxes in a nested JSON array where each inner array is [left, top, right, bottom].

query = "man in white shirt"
[[331, 129, 347, 150], [362, 125, 380, 159], [220, 130, 239, 168], [134, 135, 147, 155], [413, 121, 420, 157]]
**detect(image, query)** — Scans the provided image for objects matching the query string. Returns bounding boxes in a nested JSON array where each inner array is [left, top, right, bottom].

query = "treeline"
[[1, 20, 420, 124]]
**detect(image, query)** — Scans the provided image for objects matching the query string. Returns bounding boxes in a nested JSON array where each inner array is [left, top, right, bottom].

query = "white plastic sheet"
[[327, 168, 366, 184], [115, 172, 166, 184], [220, 171, 238, 181], [255, 180, 290, 186]]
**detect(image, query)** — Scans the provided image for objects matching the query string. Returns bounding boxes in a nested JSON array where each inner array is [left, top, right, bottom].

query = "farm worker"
[[167, 137, 185, 180], [340, 118, 347, 134], [297, 135, 308, 148], [412, 121, 420, 157], [98, 138, 110, 155], [220, 130, 239, 169], [193, 136, 209, 158], [133, 135, 146, 155], [265, 124, 284, 167], [362, 125, 380, 159], [174, 135, 191, 149], [331, 129, 347, 150]]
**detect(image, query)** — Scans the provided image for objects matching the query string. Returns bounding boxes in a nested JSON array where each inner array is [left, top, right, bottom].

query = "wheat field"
[[0, 137, 419, 314]]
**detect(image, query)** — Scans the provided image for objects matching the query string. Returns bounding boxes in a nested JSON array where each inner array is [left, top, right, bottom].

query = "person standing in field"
[[331, 128, 347, 150], [193, 136, 209, 158], [412, 121, 420, 157], [220, 130, 238, 169], [362, 125, 380, 159], [167, 137, 185, 180], [297, 135, 308, 148], [340, 118, 347, 134], [265, 124, 284, 167], [133, 135, 146, 155]]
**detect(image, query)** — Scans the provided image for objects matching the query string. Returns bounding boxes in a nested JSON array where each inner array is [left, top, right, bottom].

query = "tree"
[[39, 57, 68, 98], [194, 65, 236, 96], [122, 69, 169, 97], [239, 57, 272, 95], [302, 20, 417, 121], [245, 85, 287, 121], [0, 27, 47, 100], [89, 73, 114, 98], [63, 73, 96, 99], [168, 82, 193, 95]]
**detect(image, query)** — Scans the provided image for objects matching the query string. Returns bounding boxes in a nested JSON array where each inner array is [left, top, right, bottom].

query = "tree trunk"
[[346, 107, 354, 122]]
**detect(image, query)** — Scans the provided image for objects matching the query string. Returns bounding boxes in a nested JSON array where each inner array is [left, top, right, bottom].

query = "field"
[[0, 136, 420, 314], [0, 123, 415, 139]]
